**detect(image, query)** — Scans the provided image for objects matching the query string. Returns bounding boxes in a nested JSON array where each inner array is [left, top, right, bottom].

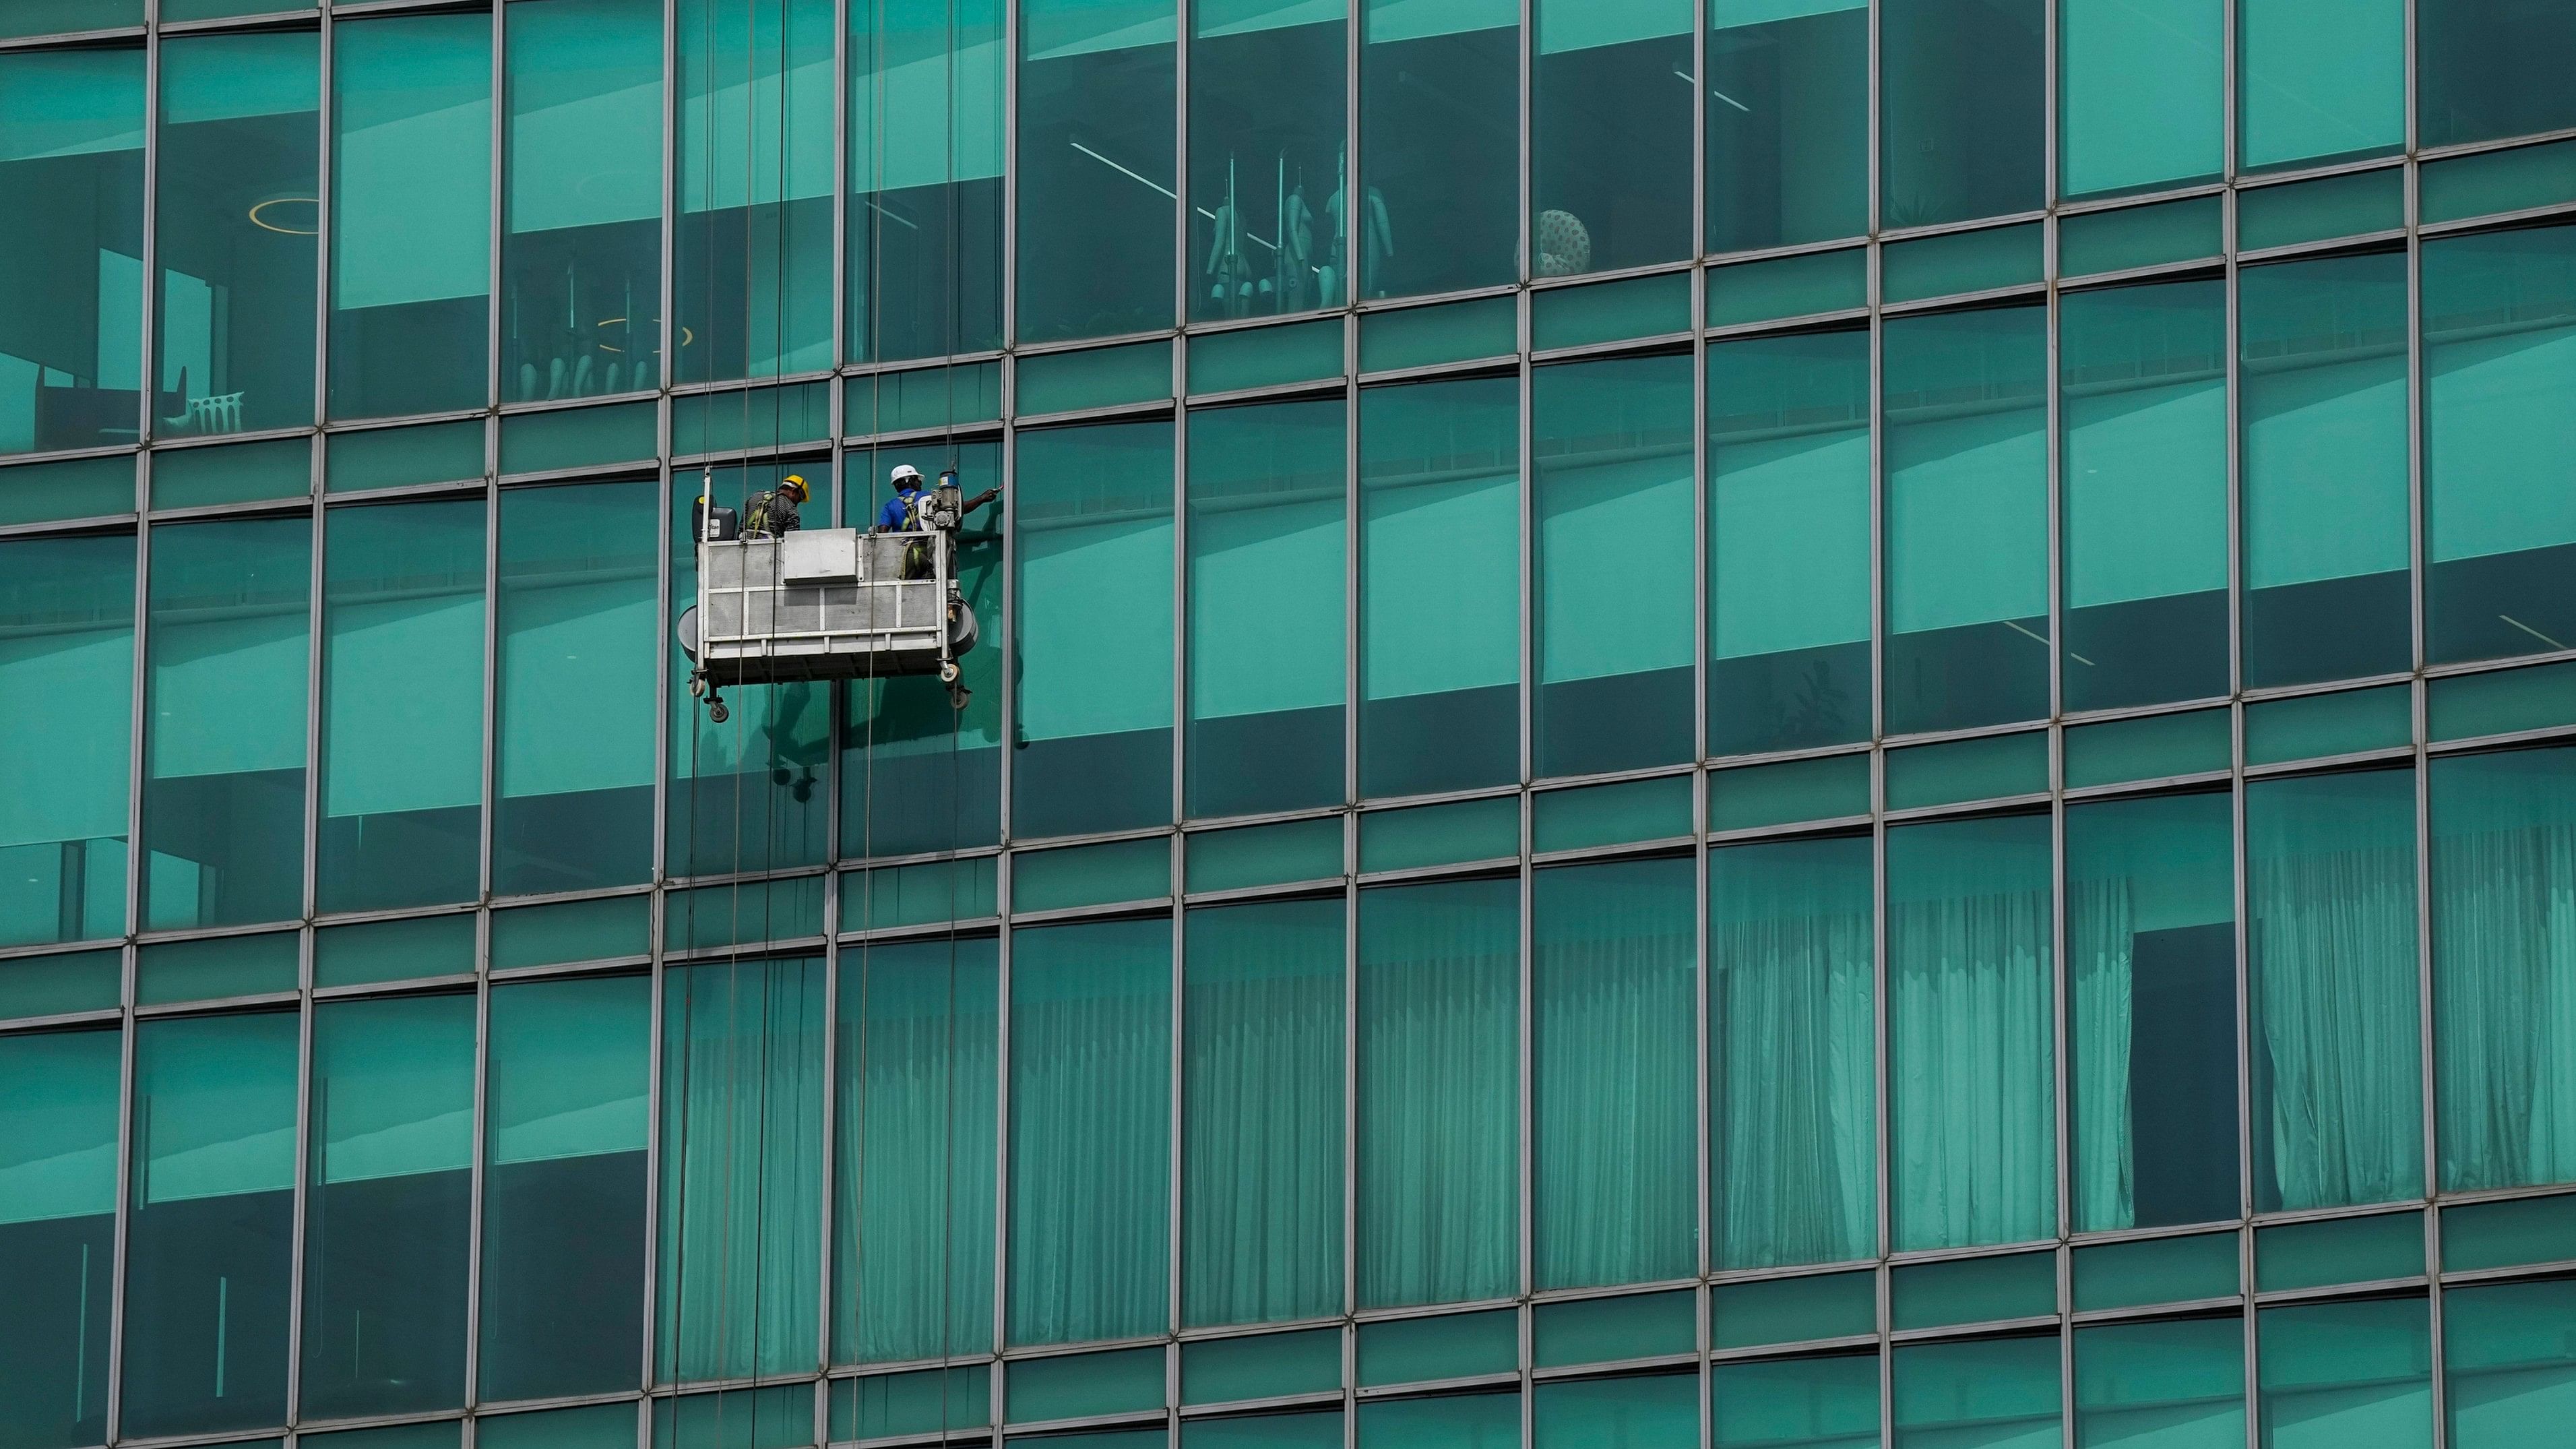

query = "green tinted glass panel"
[[313, 913, 473, 989], [832, 1365, 991, 1439], [1893, 1335, 2061, 1449], [2071, 1231, 2239, 1312], [2240, 170, 2406, 251], [2064, 708, 2230, 788], [489, 894, 651, 969], [2441, 1193, 2576, 1272], [1013, 421, 1176, 838], [674, 0, 833, 386], [844, 364, 1003, 436], [1182, 1328, 1342, 1405], [2445, 1278, 2576, 1449], [2257, 1297, 2432, 1449], [1533, 1290, 1695, 1367], [2075, 1317, 2244, 1449], [0, 1025, 119, 1447], [1189, 319, 1343, 394], [2247, 770, 2424, 1211], [2059, 0, 2221, 197], [1360, 0, 1518, 299], [142, 518, 310, 931], [1881, 0, 2044, 226], [326, 420, 484, 494], [1882, 223, 2044, 303], [1888, 814, 2055, 1249], [1185, 0, 1346, 321], [498, 401, 657, 475], [135, 931, 297, 1006], [1009, 919, 1172, 1345], [1885, 731, 2048, 810], [2255, 1212, 2424, 1292], [0, 42, 143, 448], [1534, 1371, 1697, 1449], [1360, 376, 1520, 796], [1714, 1353, 1879, 1449], [1531, 273, 1692, 350], [846, 857, 1001, 930], [2244, 685, 2412, 766], [2422, 224, 2576, 665], [2419, 0, 2576, 149], [1183, 898, 1345, 1326], [1358, 879, 1519, 1308], [665, 875, 827, 950], [482, 1405, 639, 1449], [1359, 796, 1520, 872], [1708, 754, 1871, 832], [652, 1384, 816, 1449], [151, 437, 308, 510], [1884, 305, 2048, 733], [846, 0, 1005, 363], [1017, 0, 1176, 340], [320, 499, 485, 912], [1707, 249, 1867, 327], [1187, 1411, 1343, 1449], [670, 383, 832, 458], [2238, 0, 2404, 171], [2066, 792, 2240, 1233], [2059, 196, 2223, 278], [1532, 775, 1693, 852], [0, 948, 120, 1019], [2240, 251, 2411, 689], [1187, 816, 1343, 893], [155, 32, 319, 436], [330, 12, 491, 420], [0, 457, 134, 526], [2423, 140, 2576, 226], [1187, 398, 1346, 817], [2429, 660, 2576, 741], [1018, 341, 1174, 416], [1707, 0, 1867, 253], [1711, 1269, 1875, 1349], [1357, 1309, 1517, 1387], [1532, 0, 1693, 277], [1013, 837, 1172, 913], [1707, 327, 1871, 755], [1358, 297, 1518, 373], [1890, 1251, 2055, 1330], [1710, 836, 1876, 1269], [0, 532, 133, 949], [1008, 1345, 1165, 1423]]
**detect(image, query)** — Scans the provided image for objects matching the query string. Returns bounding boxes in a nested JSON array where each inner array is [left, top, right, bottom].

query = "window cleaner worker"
[[741, 473, 809, 536], [875, 463, 999, 532]]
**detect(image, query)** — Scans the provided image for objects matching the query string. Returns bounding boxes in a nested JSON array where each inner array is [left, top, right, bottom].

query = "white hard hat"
[[889, 463, 924, 485]]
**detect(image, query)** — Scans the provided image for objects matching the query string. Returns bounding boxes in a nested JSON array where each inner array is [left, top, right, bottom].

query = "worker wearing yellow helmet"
[[741, 472, 809, 537]]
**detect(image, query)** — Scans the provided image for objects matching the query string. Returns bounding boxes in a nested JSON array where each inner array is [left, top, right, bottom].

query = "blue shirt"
[[877, 489, 926, 530]]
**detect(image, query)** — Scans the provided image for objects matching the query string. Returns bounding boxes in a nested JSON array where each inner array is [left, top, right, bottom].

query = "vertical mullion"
[[638, 863, 672, 1390], [285, 967, 317, 1427], [314, 8, 334, 435], [815, 909, 842, 1419], [2232, 685, 2258, 1449], [462, 972, 493, 1411]]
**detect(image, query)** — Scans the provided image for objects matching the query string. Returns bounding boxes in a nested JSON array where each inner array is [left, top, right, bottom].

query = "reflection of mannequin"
[[1205, 158, 1257, 317], [1327, 152, 1393, 299], [1278, 179, 1319, 311]]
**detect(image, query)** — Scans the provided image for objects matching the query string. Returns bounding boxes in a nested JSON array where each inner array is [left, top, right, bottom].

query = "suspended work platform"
[[679, 526, 979, 720]]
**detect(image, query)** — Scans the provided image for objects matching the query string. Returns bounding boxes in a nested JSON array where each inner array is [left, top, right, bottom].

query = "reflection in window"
[[2445, 1278, 2576, 1448], [1535, 353, 1695, 776], [329, 13, 491, 419], [495, 480, 659, 895], [2428, 747, 2576, 1194], [845, 439, 1003, 857], [320, 500, 486, 913], [0, 1028, 119, 1448], [121, 1012, 301, 1437], [2061, 279, 2229, 711], [2238, 0, 2403, 171], [1009, 918, 1172, 1345], [1883, 305, 2049, 735], [850, 0, 1004, 361], [1894, 1335, 2062, 1449], [658, 956, 827, 1383], [2257, 1298, 2432, 1448], [1880, 0, 2042, 228], [143, 517, 311, 930], [155, 32, 319, 437], [503, 0, 664, 402], [0, 47, 145, 456], [1714, 1353, 1880, 1449], [2240, 251, 2410, 689], [0, 534, 133, 948], [1184, 898, 1345, 1326], [301, 993, 476, 1419], [2248, 770, 2424, 1212], [1359, 0, 1517, 297], [2067, 792, 2240, 1232], [1534, 857, 1696, 1289], [2075, 1318, 2245, 1447], [2423, 223, 2576, 666], [678, 0, 834, 384], [1012, 421, 1174, 838], [1889, 814, 2055, 1251], [1189, 0, 1346, 320], [2059, 0, 2222, 199], [834, 939, 997, 1363], [1534, 0, 1693, 276], [1360, 376, 1520, 798], [1707, 328, 1869, 756], [1188, 399, 1345, 818], [1706, 0, 1866, 254], [1017, 0, 1176, 342], [2420, 0, 2576, 148], [1359, 877, 1518, 1308], [1710, 836, 1875, 1270], [670, 461, 831, 876]]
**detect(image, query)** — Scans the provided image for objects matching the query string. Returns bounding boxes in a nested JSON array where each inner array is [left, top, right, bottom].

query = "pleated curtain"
[[657, 956, 827, 1383], [1183, 898, 1346, 1327], [2249, 772, 2423, 1212], [2431, 748, 2576, 1193], [1533, 857, 1697, 1289], [2069, 878, 2136, 1229], [1710, 837, 1876, 1269], [1358, 877, 1519, 1308]]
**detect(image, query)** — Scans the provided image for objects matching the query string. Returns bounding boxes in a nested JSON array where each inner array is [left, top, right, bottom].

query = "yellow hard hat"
[[780, 474, 808, 499]]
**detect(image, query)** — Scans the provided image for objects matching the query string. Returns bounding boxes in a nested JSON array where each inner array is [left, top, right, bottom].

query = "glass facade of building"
[[4, 3, 2576, 1448]]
